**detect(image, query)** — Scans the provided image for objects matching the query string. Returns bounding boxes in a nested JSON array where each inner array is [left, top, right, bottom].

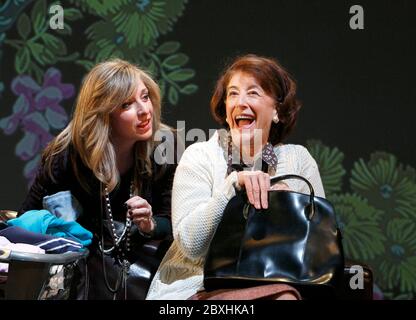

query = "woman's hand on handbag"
[[237, 171, 270, 209], [126, 196, 155, 235]]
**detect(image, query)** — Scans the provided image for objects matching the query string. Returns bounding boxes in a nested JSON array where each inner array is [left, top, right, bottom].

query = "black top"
[[19, 143, 177, 246]]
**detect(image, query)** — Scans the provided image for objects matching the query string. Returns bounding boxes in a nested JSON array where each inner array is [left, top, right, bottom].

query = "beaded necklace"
[[99, 178, 134, 298], [99, 180, 133, 255]]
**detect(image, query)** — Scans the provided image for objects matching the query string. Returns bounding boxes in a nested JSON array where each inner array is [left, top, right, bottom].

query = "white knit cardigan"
[[146, 131, 325, 300]]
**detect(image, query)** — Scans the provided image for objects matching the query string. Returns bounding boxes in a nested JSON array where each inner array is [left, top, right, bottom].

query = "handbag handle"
[[270, 174, 316, 220]]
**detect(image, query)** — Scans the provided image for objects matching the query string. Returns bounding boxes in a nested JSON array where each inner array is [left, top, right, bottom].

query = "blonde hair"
[[43, 58, 166, 193]]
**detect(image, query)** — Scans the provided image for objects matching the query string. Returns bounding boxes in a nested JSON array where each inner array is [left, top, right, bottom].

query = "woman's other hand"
[[126, 196, 155, 235]]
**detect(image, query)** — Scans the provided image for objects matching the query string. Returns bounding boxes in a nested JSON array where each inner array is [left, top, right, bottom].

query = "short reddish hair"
[[210, 54, 301, 145]]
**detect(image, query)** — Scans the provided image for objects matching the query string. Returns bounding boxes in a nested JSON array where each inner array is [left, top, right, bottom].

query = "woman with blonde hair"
[[19, 58, 177, 299]]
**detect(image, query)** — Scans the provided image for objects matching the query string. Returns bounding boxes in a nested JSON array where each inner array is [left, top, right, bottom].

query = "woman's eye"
[[249, 91, 260, 96], [142, 94, 149, 101], [121, 102, 132, 109], [227, 91, 238, 97]]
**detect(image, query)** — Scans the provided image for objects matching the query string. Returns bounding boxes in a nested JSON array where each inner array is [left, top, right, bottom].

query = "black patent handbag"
[[204, 174, 345, 296]]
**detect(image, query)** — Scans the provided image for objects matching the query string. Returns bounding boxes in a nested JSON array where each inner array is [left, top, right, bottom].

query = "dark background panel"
[[159, 0, 416, 167]]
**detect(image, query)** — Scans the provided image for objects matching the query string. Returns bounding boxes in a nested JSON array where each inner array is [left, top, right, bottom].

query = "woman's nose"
[[135, 101, 149, 115], [236, 93, 249, 108], [236, 93, 249, 107]]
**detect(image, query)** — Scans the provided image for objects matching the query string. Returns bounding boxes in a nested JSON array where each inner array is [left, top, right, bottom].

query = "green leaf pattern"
[[310, 141, 416, 299], [79, 0, 197, 104], [6, 0, 81, 82]]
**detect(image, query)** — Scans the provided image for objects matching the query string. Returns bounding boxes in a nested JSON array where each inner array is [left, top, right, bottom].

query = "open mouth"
[[235, 114, 256, 129], [137, 118, 151, 132], [138, 119, 150, 128]]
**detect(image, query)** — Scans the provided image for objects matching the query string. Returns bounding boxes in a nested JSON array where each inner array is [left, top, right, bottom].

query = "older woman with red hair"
[[146, 54, 325, 300]]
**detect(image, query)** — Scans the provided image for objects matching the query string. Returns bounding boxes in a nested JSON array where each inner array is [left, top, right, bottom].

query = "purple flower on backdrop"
[[0, 68, 75, 185]]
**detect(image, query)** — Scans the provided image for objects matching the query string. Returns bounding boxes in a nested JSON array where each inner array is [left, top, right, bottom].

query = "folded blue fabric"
[[43, 190, 83, 222], [7, 210, 92, 247]]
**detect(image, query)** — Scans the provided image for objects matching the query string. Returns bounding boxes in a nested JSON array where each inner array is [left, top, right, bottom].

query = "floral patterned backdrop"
[[307, 141, 416, 299], [1, 0, 416, 300], [0, 0, 197, 184]]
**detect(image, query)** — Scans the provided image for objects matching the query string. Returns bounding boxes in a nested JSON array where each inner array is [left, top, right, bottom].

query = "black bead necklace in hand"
[[99, 179, 133, 255]]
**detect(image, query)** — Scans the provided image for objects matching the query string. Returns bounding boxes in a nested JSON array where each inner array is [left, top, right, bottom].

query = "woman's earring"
[[272, 110, 279, 124]]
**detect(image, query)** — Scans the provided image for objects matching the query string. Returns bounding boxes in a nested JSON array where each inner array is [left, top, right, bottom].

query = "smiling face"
[[225, 71, 277, 151], [110, 78, 153, 146]]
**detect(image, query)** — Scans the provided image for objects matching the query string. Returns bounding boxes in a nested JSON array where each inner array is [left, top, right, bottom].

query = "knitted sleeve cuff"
[[220, 171, 239, 200]]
